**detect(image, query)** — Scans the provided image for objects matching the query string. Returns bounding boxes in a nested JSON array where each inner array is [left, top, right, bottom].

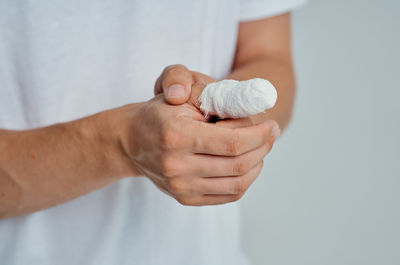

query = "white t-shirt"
[[0, 1, 305, 264]]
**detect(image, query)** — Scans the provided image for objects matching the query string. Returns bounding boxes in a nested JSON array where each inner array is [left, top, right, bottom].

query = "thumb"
[[155, 65, 193, 105]]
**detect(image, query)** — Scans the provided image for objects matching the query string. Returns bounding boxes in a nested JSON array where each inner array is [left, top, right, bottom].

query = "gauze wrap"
[[198, 78, 277, 118]]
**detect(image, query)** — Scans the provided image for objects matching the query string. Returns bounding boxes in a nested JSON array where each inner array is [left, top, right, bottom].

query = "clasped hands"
[[117, 65, 279, 206]]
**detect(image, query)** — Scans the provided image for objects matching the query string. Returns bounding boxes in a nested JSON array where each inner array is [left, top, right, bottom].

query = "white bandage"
[[198, 78, 277, 119]]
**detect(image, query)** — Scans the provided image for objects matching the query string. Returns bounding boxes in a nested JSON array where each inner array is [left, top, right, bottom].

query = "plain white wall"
[[241, 0, 400, 264]]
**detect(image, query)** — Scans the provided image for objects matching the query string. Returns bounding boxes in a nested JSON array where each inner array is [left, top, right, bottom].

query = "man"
[[0, 0, 304, 264]]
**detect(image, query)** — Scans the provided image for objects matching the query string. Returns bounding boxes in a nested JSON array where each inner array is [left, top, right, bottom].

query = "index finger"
[[188, 119, 279, 156]]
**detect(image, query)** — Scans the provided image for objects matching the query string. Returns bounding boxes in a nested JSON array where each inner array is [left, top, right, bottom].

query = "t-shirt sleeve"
[[239, 0, 307, 21]]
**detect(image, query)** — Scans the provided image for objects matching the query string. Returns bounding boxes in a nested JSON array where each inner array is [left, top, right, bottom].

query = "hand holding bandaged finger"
[[146, 65, 279, 206], [155, 65, 278, 121]]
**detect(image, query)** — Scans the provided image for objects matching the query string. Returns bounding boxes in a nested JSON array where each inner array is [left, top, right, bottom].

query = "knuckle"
[[167, 178, 186, 194], [233, 193, 244, 202], [232, 178, 249, 194], [258, 144, 271, 160], [160, 126, 179, 150], [259, 125, 271, 144], [176, 196, 195, 206], [232, 159, 251, 175], [167, 65, 188, 78], [160, 156, 178, 177], [226, 132, 242, 156]]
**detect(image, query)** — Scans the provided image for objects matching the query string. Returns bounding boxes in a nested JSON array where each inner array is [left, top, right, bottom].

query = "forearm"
[[226, 54, 296, 131], [0, 107, 134, 219]]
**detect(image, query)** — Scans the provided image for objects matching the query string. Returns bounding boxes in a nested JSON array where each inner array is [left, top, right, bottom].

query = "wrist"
[[67, 105, 139, 179]]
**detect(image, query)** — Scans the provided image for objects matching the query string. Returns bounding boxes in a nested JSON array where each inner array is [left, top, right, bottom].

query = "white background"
[[241, 0, 400, 264]]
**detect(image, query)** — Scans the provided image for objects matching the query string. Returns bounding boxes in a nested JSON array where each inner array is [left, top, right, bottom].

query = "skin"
[[157, 13, 295, 130], [0, 13, 294, 219]]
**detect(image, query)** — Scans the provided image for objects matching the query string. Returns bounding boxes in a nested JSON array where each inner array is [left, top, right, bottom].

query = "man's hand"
[[146, 64, 281, 206], [0, 95, 278, 218], [117, 94, 278, 206]]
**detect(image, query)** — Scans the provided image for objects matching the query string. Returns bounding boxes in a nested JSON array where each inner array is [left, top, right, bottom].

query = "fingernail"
[[167, 84, 185, 98], [271, 124, 280, 140]]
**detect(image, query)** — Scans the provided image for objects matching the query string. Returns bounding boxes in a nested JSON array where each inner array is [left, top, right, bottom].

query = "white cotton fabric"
[[0, 0, 305, 265], [199, 78, 277, 118]]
